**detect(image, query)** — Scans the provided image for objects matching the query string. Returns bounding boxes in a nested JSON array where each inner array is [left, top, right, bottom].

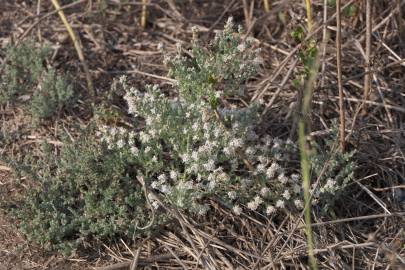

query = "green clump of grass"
[[0, 40, 74, 121]]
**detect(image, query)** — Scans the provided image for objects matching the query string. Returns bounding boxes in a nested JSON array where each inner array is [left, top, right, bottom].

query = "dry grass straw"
[[1, 0, 405, 269], [305, 0, 313, 31], [336, 0, 346, 151], [263, 0, 270, 13], [50, 0, 95, 102], [297, 32, 321, 270], [141, 0, 148, 28], [362, 0, 372, 114]]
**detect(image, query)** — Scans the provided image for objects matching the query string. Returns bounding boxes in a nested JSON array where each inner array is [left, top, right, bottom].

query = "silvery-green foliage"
[[30, 68, 74, 120], [111, 20, 307, 216], [310, 129, 356, 211], [166, 18, 259, 103], [0, 40, 49, 103], [14, 129, 165, 255], [0, 40, 74, 121], [13, 20, 356, 254], [111, 19, 355, 217]]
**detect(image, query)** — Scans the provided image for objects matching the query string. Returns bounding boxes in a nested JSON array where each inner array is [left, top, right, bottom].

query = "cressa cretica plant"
[[14, 18, 355, 253]]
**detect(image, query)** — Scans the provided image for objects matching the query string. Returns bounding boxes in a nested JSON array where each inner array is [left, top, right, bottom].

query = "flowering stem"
[[298, 22, 321, 268], [298, 121, 318, 270]]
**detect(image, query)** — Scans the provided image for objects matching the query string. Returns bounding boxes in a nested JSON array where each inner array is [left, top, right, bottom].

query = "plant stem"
[[141, 0, 148, 28], [336, 0, 346, 151], [362, 0, 372, 114], [263, 0, 270, 12], [50, 0, 95, 103], [305, 0, 313, 31], [298, 121, 318, 270], [298, 27, 320, 270]]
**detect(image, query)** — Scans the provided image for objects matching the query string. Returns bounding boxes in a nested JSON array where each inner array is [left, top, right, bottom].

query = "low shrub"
[[13, 19, 355, 254], [0, 40, 74, 121], [14, 129, 165, 255]]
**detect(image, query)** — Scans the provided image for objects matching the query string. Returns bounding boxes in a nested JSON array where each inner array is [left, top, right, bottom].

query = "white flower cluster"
[[96, 21, 354, 218], [110, 78, 311, 216]]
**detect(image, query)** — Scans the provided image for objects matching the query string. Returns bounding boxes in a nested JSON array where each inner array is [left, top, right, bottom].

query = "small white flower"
[[214, 127, 222, 138], [208, 180, 217, 190], [116, 139, 125, 149], [254, 195, 263, 205], [208, 173, 215, 182], [226, 17, 233, 27], [191, 151, 199, 161], [152, 201, 160, 209], [245, 147, 255, 156], [276, 200, 285, 209], [294, 199, 304, 209], [181, 153, 190, 163], [286, 138, 294, 146], [181, 181, 194, 190], [170, 170, 178, 180], [144, 146, 151, 154], [291, 174, 301, 182], [151, 181, 159, 189], [266, 163, 280, 179], [110, 127, 118, 136], [247, 200, 259, 211], [233, 205, 242, 215], [257, 164, 266, 173], [223, 146, 232, 156], [227, 191, 237, 200], [266, 205, 276, 215], [140, 132, 151, 143], [197, 204, 209, 216], [119, 75, 127, 84], [237, 43, 246, 52], [130, 146, 139, 155], [230, 138, 243, 148], [273, 138, 282, 149], [282, 190, 291, 200], [217, 172, 230, 182], [203, 159, 216, 171], [260, 187, 270, 197], [325, 178, 336, 189], [158, 174, 167, 182], [278, 173, 289, 184], [160, 184, 172, 194], [149, 129, 157, 138], [145, 116, 153, 126], [258, 155, 268, 164]]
